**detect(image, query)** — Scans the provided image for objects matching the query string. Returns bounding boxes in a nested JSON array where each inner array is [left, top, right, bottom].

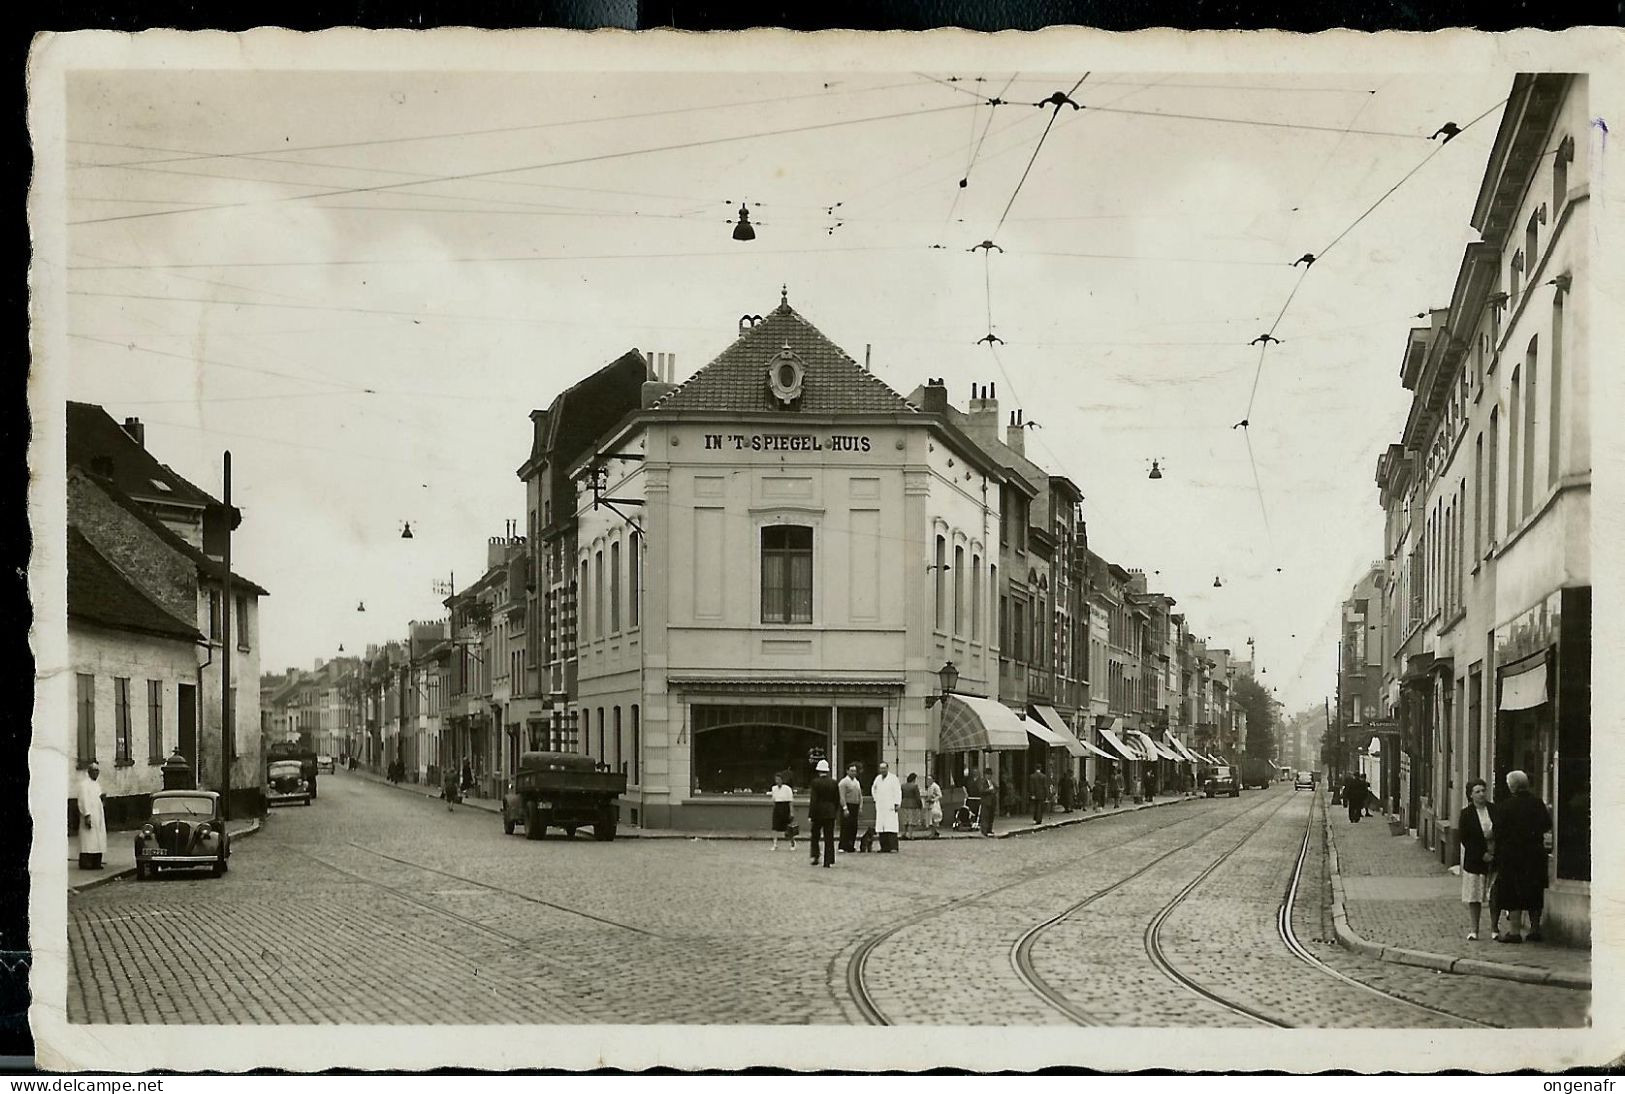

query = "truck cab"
[[502, 751, 627, 842]]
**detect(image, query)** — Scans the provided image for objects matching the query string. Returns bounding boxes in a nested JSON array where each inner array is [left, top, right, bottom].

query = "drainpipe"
[[195, 637, 213, 786]]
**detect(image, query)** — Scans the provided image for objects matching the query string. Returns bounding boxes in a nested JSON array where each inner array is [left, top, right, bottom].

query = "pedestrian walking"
[[1361, 773, 1375, 817], [978, 768, 998, 836], [1492, 769, 1552, 943], [461, 757, 475, 796], [807, 760, 840, 868], [769, 773, 797, 851], [75, 762, 106, 870], [1058, 768, 1074, 813], [1109, 770, 1122, 810], [1342, 772, 1364, 823], [1028, 766, 1049, 826], [1457, 778, 1495, 941], [837, 763, 863, 853], [900, 773, 924, 840], [923, 774, 943, 836], [871, 762, 902, 852]]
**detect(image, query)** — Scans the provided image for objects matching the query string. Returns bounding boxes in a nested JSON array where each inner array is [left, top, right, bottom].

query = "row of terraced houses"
[[265, 288, 1261, 831], [1331, 74, 1591, 945]]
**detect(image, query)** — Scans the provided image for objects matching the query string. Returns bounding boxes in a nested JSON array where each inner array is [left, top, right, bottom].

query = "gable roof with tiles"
[[652, 300, 917, 416]]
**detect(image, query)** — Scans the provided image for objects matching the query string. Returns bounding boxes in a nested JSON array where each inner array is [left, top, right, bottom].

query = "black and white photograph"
[[25, 27, 1624, 1073]]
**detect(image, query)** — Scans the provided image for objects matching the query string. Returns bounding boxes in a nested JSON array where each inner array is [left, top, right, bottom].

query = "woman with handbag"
[[770, 773, 797, 852]]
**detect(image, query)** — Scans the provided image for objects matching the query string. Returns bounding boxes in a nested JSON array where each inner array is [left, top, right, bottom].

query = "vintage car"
[[316, 754, 336, 773], [1295, 769, 1318, 790], [135, 790, 231, 879], [267, 759, 314, 806], [1204, 765, 1241, 798]]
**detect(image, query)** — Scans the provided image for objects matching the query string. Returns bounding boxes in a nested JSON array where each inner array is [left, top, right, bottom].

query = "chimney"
[[641, 349, 679, 407], [966, 383, 999, 447], [920, 376, 948, 415], [488, 535, 508, 570], [1007, 408, 1026, 458], [121, 417, 145, 447]]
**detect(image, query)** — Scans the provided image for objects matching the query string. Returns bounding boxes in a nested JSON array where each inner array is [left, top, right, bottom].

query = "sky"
[[59, 64, 1515, 713]]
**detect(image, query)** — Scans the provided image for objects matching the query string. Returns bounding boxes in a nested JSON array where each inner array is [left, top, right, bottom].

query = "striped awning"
[[1166, 736, 1203, 764], [1132, 729, 1181, 762], [1030, 705, 1089, 759], [937, 695, 1030, 753], [1099, 728, 1145, 762]]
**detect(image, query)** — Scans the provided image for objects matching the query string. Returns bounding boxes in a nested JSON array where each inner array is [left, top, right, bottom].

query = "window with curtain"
[[115, 677, 132, 764], [594, 550, 605, 637], [628, 531, 641, 628], [147, 680, 164, 763], [761, 525, 813, 624], [953, 544, 965, 635], [971, 553, 982, 640], [1508, 367, 1522, 527], [933, 534, 946, 630], [1523, 337, 1538, 517], [76, 674, 96, 764]]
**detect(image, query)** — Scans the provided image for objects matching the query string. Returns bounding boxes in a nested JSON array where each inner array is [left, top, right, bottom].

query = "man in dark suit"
[[807, 760, 841, 867], [1028, 766, 1050, 826], [978, 768, 998, 837]]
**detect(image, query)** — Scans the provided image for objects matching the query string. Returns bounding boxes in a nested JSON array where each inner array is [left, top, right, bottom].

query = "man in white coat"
[[76, 762, 107, 870], [871, 761, 902, 853]]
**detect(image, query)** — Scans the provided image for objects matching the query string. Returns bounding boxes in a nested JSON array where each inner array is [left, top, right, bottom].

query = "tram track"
[[1014, 791, 1295, 1026], [1141, 790, 1498, 1028], [845, 793, 1276, 1025]]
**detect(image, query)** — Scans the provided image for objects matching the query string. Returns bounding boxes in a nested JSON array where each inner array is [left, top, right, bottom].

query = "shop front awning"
[[1166, 737, 1203, 764], [937, 695, 1031, 753], [1099, 728, 1146, 762], [1030, 705, 1090, 759], [1132, 729, 1181, 762], [1078, 737, 1118, 760], [1499, 657, 1549, 711]]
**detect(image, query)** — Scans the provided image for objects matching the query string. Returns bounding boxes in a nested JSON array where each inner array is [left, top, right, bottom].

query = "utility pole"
[[221, 451, 234, 822]]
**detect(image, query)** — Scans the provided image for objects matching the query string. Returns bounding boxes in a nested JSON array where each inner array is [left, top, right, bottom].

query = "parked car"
[[135, 790, 231, 879], [1204, 765, 1240, 798], [1294, 770, 1317, 790], [267, 759, 314, 806], [316, 754, 335, 773]]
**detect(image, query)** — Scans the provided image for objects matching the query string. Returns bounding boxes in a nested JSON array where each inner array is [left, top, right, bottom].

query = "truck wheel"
[[594, 815, 617, 842], [564, 826, 577, 838], [525, 804, 544, 841], [503, 815, 515, 836]]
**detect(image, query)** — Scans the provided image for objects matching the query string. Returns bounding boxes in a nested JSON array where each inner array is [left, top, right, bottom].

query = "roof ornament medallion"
[[767, 342, 806, 407]]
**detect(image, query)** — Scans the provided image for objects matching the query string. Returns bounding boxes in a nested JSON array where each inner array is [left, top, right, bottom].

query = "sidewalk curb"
[[342, 767, 502, 813], [70, 817, 264, 894], [343, 768, 1193, 840], [995, 794, 1191, 838], [1320, 799, 1589, 990]]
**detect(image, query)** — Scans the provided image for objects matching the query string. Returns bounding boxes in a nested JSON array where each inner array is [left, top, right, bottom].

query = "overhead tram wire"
[[70, 77, 941, 172], [946, 73, 1021, 224], [993, 73, 1090, 237], [70, 100, 984, 227], [1232, 93, 1509, 560]]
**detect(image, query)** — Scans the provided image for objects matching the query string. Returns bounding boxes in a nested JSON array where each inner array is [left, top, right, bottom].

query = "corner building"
[[570, 298, 1007, 830]]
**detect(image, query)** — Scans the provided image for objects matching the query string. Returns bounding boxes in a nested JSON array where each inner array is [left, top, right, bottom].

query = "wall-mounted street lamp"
[[923, 660, 960, 709]]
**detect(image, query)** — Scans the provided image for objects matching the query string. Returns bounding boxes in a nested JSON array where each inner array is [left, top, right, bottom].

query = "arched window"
[[933, 534, 946, 630], [953, 544, 965, 636], [628, 531, 642, 629]]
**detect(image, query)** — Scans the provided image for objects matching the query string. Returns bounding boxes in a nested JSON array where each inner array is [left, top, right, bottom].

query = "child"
[[770, 774, 796, 851]]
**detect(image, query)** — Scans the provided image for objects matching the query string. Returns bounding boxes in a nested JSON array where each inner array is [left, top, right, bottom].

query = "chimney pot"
[[121, 417, 145, 447]]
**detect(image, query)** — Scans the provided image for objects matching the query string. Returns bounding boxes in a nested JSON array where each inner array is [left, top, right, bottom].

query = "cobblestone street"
[[67, 774, 1590, 1027]]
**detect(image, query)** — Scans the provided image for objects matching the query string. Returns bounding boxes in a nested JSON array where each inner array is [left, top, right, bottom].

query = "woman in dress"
[[899, 773, 924, 840], [1457, 778, 1496, 940], [922, 774, 943, 837], [770, 773, 796, 851]]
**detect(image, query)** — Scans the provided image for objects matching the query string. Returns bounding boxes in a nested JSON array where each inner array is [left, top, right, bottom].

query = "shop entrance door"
[[837, 707, 884, 792]]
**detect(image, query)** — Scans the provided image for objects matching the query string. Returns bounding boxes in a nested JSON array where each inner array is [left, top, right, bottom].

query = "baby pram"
[[952, 790, 983, 831]]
